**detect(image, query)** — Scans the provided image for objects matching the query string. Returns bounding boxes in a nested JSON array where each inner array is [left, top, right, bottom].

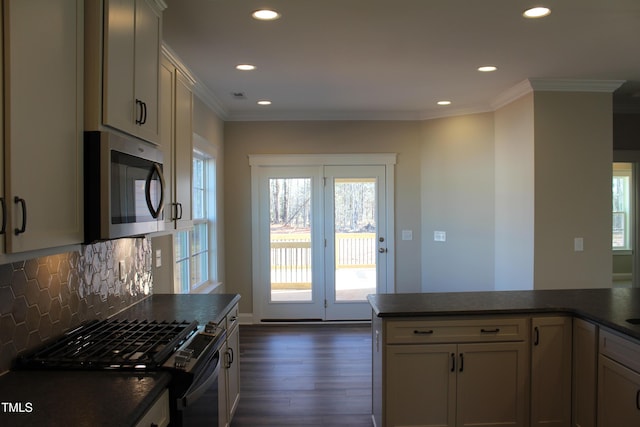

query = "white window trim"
[[179, 133, 222, 293]]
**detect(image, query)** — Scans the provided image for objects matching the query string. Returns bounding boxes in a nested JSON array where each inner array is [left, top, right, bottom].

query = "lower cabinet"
[[572, 318, 598, 427], [598, 329, 640, 427], [376, 317, 529, 427], [135, 389, 169, 427], [219, 304, 240, 427], [530, 316, 572, 427]]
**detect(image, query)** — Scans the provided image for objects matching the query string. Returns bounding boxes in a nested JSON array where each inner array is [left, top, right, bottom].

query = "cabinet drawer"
[[386, 318, 528, 344], [226, 303, 240, 332], [600, 329, 640, 373]]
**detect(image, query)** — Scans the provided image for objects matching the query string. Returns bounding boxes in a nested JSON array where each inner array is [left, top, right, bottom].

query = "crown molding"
[[161, 43, 228, 120], [151, 0, 168, 11], [491, 80, 534, 110], [528, 78, 626, 93]]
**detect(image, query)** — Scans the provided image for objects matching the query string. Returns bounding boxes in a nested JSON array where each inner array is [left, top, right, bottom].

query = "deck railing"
[[270, 232, 375, 288]]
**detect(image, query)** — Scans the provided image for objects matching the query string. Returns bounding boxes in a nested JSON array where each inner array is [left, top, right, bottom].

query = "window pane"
[[193, 157, 205, 220], [176, 260, 190, 294], [192, 222, 208, 254], [191, 252, 208, 286], [175, 231, 189, 262], [269, 177, 313, 302]]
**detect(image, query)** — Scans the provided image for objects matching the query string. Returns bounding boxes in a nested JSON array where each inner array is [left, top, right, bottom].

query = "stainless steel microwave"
[[84, 131, 165, 243]]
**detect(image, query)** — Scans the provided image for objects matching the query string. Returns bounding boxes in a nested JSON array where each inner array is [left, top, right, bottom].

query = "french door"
[[250, 155, 395, 321]]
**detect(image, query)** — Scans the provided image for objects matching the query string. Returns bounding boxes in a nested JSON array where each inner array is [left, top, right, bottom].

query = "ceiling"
[[162, 0, 640, 121]]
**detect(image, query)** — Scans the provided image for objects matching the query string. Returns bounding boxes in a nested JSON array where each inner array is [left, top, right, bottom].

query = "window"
[[613, 163, 633, 250], [175, 139, 218, 293]]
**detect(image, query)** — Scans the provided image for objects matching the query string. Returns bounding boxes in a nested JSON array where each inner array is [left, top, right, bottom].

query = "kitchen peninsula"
[[368, 288, 640, 427]]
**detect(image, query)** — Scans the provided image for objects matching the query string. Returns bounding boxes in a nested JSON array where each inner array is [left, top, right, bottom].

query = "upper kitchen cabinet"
[[2, 0, 84, 253], [160, 52, 193, 231], [85, 0, 166, 145]]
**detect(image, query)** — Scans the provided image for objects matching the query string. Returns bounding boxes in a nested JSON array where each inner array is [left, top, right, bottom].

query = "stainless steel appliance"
[[17, 318, 225, 427], [84, 130, 166, 243]]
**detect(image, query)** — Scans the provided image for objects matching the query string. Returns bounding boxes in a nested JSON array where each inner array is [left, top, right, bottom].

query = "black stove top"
[[17, 319, 198, 370]]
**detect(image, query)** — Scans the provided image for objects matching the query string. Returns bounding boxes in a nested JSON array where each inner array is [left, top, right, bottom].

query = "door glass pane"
[[269, 178, 312, 302], [334, 178, 377, 301]]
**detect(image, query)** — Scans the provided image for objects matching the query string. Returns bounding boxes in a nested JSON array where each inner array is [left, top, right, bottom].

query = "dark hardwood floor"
[[231, 324, 373, 427]]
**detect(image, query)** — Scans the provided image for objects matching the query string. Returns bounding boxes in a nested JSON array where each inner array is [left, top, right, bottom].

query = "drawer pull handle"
[[481, 328, 500, 334], [636, 390, 640, 410], [413, 329, 434, 335]]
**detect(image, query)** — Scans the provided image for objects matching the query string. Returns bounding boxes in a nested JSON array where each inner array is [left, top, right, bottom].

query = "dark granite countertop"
[[368, 288, 640, 341], [0, 371, 170, 427], [0, 293, 241, 427], [112, 293, 241, 325]]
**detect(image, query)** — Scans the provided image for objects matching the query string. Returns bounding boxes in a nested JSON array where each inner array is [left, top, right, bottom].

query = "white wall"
[[420, 113, 496, 292], [533, 91, 613, 289], [494, 93, 535, 290]]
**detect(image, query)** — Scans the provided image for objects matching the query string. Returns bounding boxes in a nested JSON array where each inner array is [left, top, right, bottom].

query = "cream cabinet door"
[[173, 71, 193, 230], [456, 342, 528, 427], [598, 355, 640, 427], [572, 319, 597, 427], [225, 321, 241, 420], [386, 344, 456, 427], [159, 54, 193, 231], [103, 0, 161, 144], [3, 0, 83, 253], [530, 317, 572, 427]]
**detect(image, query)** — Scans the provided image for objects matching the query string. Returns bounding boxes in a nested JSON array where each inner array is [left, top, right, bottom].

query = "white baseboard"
[[239, 312, 255, 325]]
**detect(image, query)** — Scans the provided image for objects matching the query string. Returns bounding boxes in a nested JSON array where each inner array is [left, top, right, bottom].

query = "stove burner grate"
[[17, 319, 198, 370]]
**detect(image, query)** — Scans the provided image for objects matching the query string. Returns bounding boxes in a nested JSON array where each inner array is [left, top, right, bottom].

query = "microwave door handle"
[[145, 163, 165, 219]]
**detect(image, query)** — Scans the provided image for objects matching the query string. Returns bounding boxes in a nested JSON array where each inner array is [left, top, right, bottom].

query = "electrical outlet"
[[119, 260, 126, 281], [434, 231, 446, 242]]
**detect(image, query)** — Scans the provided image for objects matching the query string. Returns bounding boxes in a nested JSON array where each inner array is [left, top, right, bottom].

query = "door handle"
[[0, 197, 6, 235], [378, 247, 387, 253], [14, 197, 27, 235]]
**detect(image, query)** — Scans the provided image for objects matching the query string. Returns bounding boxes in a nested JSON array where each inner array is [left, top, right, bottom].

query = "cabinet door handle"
[[534, 326, 540, 346], [0, 197, 6, 235], [413, 329, 434, 335], [459, 353, 464, 372], [480, 328, 500, 334], [177, 202, 183, 220], [135, 99, 144, 124], [141, 101, 147, 125], [450, 353, 456, 372], [14, 197, 27, 235], [636, 390, 640, 410]]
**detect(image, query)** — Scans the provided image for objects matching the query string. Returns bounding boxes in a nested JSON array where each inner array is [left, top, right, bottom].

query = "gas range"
[[16, 318, 226, 374], [16, 317, 227, 426]]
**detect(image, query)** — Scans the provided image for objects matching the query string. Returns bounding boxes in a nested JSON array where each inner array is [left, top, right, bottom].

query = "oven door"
[[174, 350, 220, 427]]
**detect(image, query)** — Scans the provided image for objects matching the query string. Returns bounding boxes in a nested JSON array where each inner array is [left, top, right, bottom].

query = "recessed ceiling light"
[[257, 100, 272, 106], [252, 9, 281, 21], [437, 101, 452, 106], [236, 64, 256, 71], [523, 6, 551, 18], [478, 66, 497, 72]]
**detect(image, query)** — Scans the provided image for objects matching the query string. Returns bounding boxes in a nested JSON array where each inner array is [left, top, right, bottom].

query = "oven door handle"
[[178, 351, 220, 409]]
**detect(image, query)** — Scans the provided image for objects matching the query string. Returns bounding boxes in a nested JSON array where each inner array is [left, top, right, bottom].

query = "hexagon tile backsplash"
[[0, 238, 153, 373]]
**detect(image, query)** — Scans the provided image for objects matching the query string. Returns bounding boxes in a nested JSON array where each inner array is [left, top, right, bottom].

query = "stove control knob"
[[204, 322, 218, 334], [174, 349, 193, 369]]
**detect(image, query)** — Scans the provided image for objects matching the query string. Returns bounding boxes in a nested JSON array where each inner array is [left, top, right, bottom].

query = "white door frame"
[[250, 153, 396, 322]]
